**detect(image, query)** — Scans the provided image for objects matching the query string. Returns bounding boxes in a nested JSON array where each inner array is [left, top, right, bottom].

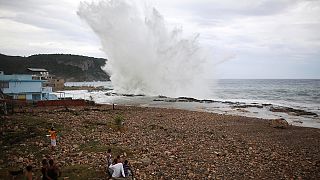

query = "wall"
[[3, 81, 42, 94], [0, 74, 32, 81], [37, 99, 88, 106]]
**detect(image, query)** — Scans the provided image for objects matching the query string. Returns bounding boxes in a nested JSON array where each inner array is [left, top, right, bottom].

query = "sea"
[[62, 79, 320, 129]]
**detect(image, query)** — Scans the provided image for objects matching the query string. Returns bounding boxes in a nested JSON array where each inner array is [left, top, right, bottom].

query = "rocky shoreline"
[[1, 105, 319, 179]]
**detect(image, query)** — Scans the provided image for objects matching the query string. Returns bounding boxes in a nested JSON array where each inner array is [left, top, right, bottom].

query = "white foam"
[[77, 0, 213, 99]]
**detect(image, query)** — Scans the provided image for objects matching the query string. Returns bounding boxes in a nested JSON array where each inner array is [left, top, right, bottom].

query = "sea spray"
[[78, 0, 213, 98]]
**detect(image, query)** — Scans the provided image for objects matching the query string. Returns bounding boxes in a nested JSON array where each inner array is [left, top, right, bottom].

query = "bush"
[[114, 114, 124, 128]]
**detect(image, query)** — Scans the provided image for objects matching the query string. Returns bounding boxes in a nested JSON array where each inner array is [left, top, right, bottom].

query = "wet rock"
[[232, 104, 263, 108], [270, 106, 318, 117], [269, 118, 289, 129]]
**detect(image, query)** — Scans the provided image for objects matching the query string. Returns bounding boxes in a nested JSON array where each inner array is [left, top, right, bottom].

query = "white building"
[[27, 68, 50, 80], [0, 73, 57, 100]]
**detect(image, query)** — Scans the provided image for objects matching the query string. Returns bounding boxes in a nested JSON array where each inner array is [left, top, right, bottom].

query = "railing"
[[42, 87, 52, 93]]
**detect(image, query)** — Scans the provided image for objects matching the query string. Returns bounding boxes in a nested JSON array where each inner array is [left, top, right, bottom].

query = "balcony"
[[42, 87, 52, 93]]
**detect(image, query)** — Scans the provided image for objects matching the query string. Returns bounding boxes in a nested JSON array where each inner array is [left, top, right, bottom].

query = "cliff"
[[0, 53, 110, 81]]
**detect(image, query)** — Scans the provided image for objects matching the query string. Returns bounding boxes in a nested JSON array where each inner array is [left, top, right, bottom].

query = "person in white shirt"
[[109, 159, 125, 178]]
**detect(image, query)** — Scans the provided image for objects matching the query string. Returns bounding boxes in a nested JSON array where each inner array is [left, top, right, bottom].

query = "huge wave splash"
[[78, 0, 213, 98]]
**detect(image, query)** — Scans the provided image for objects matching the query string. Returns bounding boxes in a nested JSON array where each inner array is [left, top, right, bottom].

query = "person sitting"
[[47, 159, 60, 180], [108, 158, 125, 178], [106, 149, 113, 177], [123, 160, 133, 177], [106, 149, 113, 166], [116, 155, 124, 163], [41, 159, 50, 180], [25, 165, 33, 180]]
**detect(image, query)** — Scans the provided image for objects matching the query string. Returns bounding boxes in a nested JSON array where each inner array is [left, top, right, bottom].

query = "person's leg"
[[108, 168, 114, 179], [51, 139, 56, 150]]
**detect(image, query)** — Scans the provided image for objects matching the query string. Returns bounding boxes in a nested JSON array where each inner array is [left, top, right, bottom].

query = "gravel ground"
[[1, 105, 319, 179]]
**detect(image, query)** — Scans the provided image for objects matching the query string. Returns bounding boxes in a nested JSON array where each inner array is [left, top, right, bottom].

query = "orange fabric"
[[49, 130, 57, 140]]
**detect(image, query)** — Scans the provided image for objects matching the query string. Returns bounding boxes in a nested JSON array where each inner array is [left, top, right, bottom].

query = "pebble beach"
[[1, 105, 319, 179]]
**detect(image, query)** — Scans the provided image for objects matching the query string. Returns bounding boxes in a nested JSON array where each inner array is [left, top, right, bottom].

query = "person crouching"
[[108, 158, 125, 178]]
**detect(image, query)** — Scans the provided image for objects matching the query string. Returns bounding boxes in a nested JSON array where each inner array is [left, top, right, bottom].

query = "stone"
[[18, 157, 24, 162], [270, 118, 289, 129], [140, 157, 152, 166]]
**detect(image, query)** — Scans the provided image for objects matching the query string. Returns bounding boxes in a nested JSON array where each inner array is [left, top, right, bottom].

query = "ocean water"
[[212, 79, 320, 105], [63, 79, 320, 128]]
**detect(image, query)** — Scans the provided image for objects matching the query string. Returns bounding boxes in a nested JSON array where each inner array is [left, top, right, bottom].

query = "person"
[[108, 158, 125, 178], [48, 127, 57, 150], [116, 155, 124, 163], [47, 159, 60, 180], [106, 149, 112, 166], [25, 165, 33, 180], [106, 149, 113, 177], [123, 160, 133, 177], [41, 159, 50, 180]]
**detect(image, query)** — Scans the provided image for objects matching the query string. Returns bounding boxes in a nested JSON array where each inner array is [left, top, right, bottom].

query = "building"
[[27, 68, 65, 91], [27, 68, 50, 80], [47, 78, 65, 91], [0, 73, 57, 100]]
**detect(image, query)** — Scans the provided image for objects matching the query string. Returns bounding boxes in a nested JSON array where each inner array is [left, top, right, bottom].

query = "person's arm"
[[56, 166, 61, 177], [26, 173, 32, 180], [120, 164, 125, 177], [129, 165, 134, 177]]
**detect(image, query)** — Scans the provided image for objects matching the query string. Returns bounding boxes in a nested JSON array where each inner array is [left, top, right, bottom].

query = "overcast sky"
[[0, 0, 319, 79]]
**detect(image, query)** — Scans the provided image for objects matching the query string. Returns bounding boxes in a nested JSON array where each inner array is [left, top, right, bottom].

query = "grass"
[[1, 115, 65, 146], [79, 141, 132, 157], [0, 115, 62, 179], [0, 112, 131, 179], [0, 115, 53, 152], [61, 164, 106, 179]]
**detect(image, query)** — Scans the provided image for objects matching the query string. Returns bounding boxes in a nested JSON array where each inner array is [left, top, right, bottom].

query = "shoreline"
[[59, 89, 320, 129], [1, 104, 319, 179]]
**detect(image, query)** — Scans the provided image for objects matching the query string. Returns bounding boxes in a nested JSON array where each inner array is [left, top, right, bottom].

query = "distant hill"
[[0, 53, 110, 81]]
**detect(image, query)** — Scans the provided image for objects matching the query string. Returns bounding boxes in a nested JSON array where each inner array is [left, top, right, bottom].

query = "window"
[[0, 81, 9, 88]]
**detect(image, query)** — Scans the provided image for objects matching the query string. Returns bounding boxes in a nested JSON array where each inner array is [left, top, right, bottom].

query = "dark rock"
[[232, 105, 263, 109], [270, 106, 318, 117]]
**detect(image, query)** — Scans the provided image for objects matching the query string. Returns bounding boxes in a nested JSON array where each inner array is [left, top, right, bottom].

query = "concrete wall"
[[0, 74, 54, 100], [37, 99, 88, 106], [3, 81, 42, 94], [0, 74, 33, 81]]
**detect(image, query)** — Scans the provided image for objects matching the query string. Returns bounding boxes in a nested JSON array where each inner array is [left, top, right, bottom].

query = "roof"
[[27, 68, 48, 72], [6, 80, 45, 82]]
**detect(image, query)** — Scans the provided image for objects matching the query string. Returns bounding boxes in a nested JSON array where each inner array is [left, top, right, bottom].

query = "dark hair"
[[26, 165, 32, 172], [124, 160, 128, 165], [114, 158, 118, 164], [49, 159, 54, 166], [107, 149, 111, 153], [51, 127, 54, 131], [42, 159, 48, 165]]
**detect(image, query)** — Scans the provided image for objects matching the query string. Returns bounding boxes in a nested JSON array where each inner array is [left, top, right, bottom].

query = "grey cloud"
[[0, 0, 95, 42], [176, 0, 299, 25]]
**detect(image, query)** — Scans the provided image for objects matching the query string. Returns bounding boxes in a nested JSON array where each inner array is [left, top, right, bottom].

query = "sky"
[[0, 0, 319, 79]]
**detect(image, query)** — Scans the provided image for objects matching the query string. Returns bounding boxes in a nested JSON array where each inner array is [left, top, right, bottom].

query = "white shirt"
[[109, 163, 125, 178]]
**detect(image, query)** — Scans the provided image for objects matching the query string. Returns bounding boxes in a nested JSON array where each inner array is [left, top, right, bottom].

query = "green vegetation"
[[79, 141, 131, 156], [114, 114, 125, 130], [61, 164, 105, 179]]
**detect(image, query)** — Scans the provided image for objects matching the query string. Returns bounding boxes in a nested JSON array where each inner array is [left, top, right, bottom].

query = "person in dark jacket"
[[47, 159, 60, 180], [41, 159, 50, 180]]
